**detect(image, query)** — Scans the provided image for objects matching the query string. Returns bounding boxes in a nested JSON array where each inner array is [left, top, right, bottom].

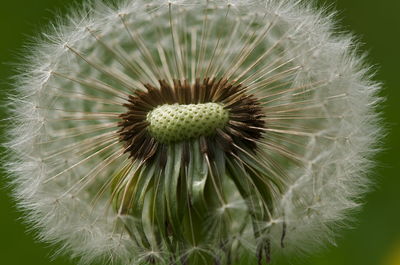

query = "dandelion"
[[5, 0, 382, 264]]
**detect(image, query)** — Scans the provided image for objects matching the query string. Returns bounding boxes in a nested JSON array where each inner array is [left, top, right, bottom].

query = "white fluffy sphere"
[[6, 1, 382, 264]]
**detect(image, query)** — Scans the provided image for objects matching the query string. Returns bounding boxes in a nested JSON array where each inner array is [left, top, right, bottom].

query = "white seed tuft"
[[5, 0, 383, 264]]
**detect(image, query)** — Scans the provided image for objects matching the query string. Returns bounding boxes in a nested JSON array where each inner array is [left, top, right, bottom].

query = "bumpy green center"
[[147, 103, 229, 143]]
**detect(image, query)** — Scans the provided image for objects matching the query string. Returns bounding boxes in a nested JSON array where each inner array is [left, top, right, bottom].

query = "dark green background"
[[1, 1, 399, 265]]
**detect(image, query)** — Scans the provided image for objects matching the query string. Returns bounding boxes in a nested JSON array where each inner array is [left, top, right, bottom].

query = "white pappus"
[[4, 0, 382, 265]]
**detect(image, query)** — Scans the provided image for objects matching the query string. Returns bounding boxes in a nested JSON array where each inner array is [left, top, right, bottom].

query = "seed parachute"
[[6, 1, 382, 265]]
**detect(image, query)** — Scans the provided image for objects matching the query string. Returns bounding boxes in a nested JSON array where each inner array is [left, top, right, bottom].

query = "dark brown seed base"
[[118, 78, 265, 164]]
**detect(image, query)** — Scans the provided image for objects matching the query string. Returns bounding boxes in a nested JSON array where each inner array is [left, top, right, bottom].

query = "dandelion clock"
[[5, 0, 382, 264]]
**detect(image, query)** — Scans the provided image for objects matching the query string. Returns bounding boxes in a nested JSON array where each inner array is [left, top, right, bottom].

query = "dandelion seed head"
[[5, 0, 382, 264]]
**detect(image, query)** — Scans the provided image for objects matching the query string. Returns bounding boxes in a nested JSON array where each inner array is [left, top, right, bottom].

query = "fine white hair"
[[4, 0, 382, 264]]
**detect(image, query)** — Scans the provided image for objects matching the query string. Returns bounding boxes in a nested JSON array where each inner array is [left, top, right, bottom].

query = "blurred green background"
[[0, 0, 399, 265]]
